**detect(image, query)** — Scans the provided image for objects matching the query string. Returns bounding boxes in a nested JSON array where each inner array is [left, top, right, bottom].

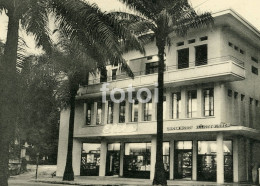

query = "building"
[[56, 9, 260, 183]]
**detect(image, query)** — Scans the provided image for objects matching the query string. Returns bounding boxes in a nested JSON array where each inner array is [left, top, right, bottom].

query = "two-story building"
[[56, 9, 260, 184]]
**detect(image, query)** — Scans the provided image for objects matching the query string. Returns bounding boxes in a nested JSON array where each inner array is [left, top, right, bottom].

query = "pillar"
[[214, 83, 226, 123], [152, 92, 157, 121], [197, 88, 203, 117], [102, 101, 108, 125], [119, 142, 125, 177], [165, 91, 172, 120], [92, 102, 97, 125], [180, 88, 187, 118], [113, 103, 119, 124], [99, 140, 107, 176], [233, 137, 239, 182], [217, 132, 224, 184], [169, 140, 174, 180], [125, 99, 130, 123], [138, 101, 143, 121], [73, 139, 82, 176], [150, 136, 156, 180], [83, 103, 87, 125], [192, 140, 197, 181]]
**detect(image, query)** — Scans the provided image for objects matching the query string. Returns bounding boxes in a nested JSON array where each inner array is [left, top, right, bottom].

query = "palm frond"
[[21, 0, 53, 54]]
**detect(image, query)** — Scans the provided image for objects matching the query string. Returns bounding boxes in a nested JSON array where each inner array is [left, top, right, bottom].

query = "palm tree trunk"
[[63, 83, 78, 181], [0, 10, 19, 186], [153, 38, 167, 186]]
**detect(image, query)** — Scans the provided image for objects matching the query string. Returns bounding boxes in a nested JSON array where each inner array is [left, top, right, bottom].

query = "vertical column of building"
[[152, 91, 157, 121], [56, 109, 70, 177], [180, 88, 187, 118], [245, 97, 250, 128], [192, 140, 197, 181], [138, 100, 144, 122], [99, 140, 107, 176], [83, 103, 87, 125], [169, 140, 174, 180], [216, 132, 224, 184], [92, 102, 97, 125], [113, 102, 120, 124], [72, 139, 82, 176], [189, 44, 195, 67], [125, 98, 130, 123], [119, 142, 125, 177], [233, 136, 239, 182], [214, 83, 226, 123], [165, 91, 172, 120], [150, 135, 157, 180], [245, 138, 252, 182], [197, 87, 203, 117], [102, 101, 108, 125]]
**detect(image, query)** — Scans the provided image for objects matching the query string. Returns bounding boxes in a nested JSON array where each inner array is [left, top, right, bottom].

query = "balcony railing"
[[87, 56, 245, 85]]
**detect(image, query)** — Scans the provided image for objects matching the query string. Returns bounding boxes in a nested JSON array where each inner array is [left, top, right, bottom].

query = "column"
[[180, 88, 187, 118], [119, 142, 125, 177], [102, 101, 108, 125], [125, 99, 130, 123], [197, 87, 203, 117], [56, 109, 70, 177], [152, 91, 157, 121], [99, 140, 107, 176], [83, 103, 87, 125], [217, 132, 224, 184], [138, 101, 143, 121], [113, 103, 120, 124], [169, 140, 174, 180], [214, 83, 226, 123], [165, 91, 172, 120], [150, 136, 157, 180], [192, 140, 197, 181], [92, 102, 97, 125], [73, 139, 82, 176], [233, 137, 239, 182]]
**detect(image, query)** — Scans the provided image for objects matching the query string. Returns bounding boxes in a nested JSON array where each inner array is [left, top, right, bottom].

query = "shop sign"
[[167, 122, 231, 131], [103, 123, 138, 134]]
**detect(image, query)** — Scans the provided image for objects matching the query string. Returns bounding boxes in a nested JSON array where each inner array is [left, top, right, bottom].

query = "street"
[[9, 179, 72, 186]]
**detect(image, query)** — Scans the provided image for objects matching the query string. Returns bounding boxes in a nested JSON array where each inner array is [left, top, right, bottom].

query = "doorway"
[[106, 151, 120, 176]]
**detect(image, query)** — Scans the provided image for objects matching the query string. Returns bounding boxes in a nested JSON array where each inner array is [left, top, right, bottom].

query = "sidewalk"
[[34, 176, 257, 186]]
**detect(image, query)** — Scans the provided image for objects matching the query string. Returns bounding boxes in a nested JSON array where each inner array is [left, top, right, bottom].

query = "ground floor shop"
[[57, 132, 260, 184]]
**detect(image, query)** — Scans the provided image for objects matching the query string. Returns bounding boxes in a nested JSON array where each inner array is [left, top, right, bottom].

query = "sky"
[[1, 0, 260, 54]]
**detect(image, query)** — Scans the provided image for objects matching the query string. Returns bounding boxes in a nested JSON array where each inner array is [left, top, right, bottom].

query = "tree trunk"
[[0, 10, 19, 186], [63, 82, 78, 181], [153, 38, 167, 185]]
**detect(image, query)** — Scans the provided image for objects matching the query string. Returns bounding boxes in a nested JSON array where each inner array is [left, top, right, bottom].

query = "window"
[[147, 56, 153, 60], [256, 100, 259, 107], [234, 46, 238, 51], [251, 56, 258, 63], [177, 41, 184, 46], [172, 92, 181, 119], [195, 44, 208, 66], [96, 102, 102, 125], [228, 42, 233, 47], [130, 99, 139, 122], [86, 103, 92, 125], [241, 94, 245, 101], [240, 49, 244, 54], [200, 36, 208, 41], [100, 67, 107, 82], [146, 62, 158, 74], [188, 39, 195, 44], [112, 69, 117, 80], [228, 89, 232, 97], [204, 88, 214, 116], [119, 101, 126, 123], [178, 48, 189, 69], [175, 141, 192, 150], [250, 98, 253, 105], [187, 90, 197, 118], [234, 92, 238, 99], [252, 66, 258, 75], [198, 141, 232, 155], [143, 99, 152, 121], [107, 101, 114, 124]]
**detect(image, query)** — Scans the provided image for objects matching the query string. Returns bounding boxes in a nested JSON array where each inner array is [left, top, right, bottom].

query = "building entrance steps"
[[34, 176, 255, 186]]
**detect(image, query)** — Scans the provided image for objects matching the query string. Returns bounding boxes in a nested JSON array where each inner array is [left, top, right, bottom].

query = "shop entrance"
[[174, 141, 193, 180], [106, 143, 120, 176]]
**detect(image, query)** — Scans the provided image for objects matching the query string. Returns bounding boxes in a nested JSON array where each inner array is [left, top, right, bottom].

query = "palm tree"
[[0, 1, 144, 185], [116, 1, 213, 185]]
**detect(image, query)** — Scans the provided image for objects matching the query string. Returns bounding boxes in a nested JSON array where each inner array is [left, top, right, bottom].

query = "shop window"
[[112, 69, 117, 80], [204, 88, 214, 116], [86, 103, 92, 125], [172, 92, 181, 119], [163, 142, 170, 174], [187, 90, 197, 118], [96, 102, 102, 125], [107, 143, 120, 176], [107, 101, 114, 124], [130, 99, 139, 122], [143, 99, 152, 121], [195, 44, 208, 66], [146, 62, 158, 74], [200, 36, 208, 41], [178, 48, 189, 69], [81, 143, 101, 176], [119, 101, 126, 123], [175, 141, 192, 150], [252, 66, 258, 75]]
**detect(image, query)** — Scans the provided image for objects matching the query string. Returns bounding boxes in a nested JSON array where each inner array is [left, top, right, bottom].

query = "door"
[[106, 151, 120, 176], [174, 150, 192, 179]]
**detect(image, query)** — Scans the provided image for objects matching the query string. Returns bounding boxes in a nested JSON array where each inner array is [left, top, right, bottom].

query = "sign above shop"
[[166, 122, 231, 131], [103, 123, 138, 134]]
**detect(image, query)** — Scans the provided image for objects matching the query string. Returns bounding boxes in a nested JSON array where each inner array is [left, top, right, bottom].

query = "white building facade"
[[56, 10, 260, 183]]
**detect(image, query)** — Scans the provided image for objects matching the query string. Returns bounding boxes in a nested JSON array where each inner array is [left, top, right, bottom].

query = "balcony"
[[78, 56, 245, 96]]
